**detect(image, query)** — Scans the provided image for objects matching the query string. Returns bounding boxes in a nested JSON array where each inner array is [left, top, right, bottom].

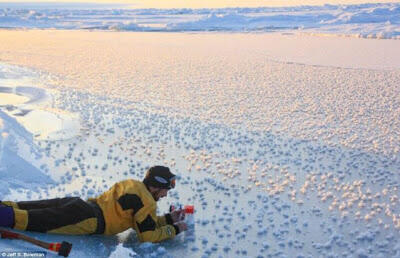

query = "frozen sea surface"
[[0, 2, 399, 39], [0, 31, 399, 257]]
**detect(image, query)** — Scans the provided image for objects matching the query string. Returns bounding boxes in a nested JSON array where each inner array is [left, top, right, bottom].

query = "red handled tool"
[[0, 228, 72, 257], [183, 205, 194, 214], [169, 204, 195, 214]]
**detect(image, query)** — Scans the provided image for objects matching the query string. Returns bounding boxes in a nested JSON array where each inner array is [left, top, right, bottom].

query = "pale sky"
[[0, 0, 398, 9]]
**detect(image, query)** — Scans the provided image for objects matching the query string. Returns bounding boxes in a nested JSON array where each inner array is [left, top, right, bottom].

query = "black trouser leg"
[[13, 197, 99, 235], [17, 197, 74, 210]]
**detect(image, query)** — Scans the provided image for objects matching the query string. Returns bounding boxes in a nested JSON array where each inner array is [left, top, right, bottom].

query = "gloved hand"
[[171, 209, 185, 223], [174, 221, 188, 233]]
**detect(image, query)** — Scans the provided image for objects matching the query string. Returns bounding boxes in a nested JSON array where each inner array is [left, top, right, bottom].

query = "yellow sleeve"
[[156, 214, 173, 227], [135, 209, 177, 243]]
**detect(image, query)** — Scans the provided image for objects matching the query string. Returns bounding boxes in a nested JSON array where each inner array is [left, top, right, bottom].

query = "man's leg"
[[0, 197, 73, 228], [1, 197, 80, 228], [13, 197, 98, 235], [3, 197, 72, 210]]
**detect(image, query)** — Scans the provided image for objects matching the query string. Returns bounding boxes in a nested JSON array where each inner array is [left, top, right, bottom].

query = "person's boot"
[[0, 203, 15, 227]]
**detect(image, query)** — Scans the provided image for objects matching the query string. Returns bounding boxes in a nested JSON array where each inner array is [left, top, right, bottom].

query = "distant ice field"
[[0, 2, 399, 39]]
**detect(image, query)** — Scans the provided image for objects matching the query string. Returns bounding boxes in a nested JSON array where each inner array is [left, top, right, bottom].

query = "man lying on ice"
[[0, 166, 188, 243]]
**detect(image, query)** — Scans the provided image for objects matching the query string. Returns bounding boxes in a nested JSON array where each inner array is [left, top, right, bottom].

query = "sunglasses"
[[154, 176, 176, 189]]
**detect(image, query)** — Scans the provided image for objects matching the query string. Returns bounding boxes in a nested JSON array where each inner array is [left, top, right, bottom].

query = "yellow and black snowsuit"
[[89, 179, 178, 242], [4, 179, 178, 243]]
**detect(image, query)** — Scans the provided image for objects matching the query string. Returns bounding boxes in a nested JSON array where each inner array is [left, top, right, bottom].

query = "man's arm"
[[134, 210, 181, 243], [156, 214, 173, 227]]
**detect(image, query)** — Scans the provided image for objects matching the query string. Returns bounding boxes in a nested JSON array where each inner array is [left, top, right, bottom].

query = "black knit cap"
[[143, 166, 176, 189]]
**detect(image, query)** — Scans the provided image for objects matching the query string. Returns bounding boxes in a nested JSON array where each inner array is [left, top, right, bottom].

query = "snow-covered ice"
[[0, 65, 81, 141], [0, 4, 400, 258]]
